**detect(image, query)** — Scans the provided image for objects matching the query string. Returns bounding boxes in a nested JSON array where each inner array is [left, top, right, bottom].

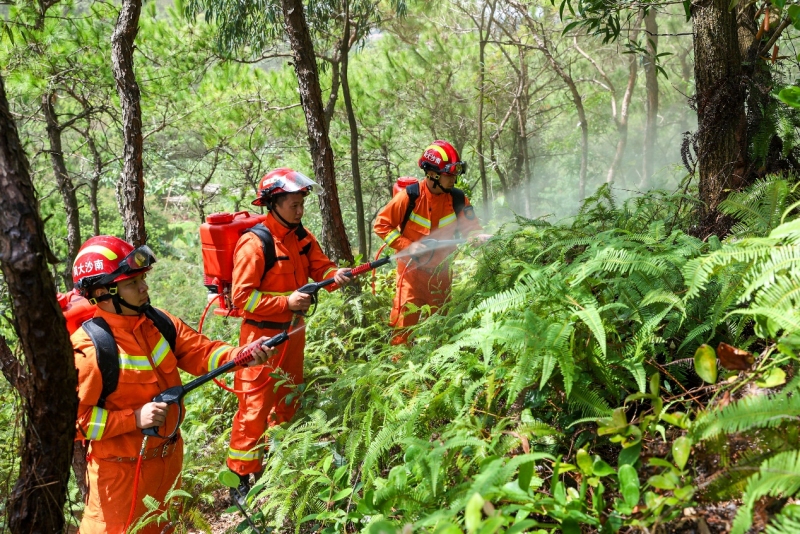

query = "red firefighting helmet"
[[72, 236, 156, 295], [418, 140, 467, 176], [252, 167, 321, 207]]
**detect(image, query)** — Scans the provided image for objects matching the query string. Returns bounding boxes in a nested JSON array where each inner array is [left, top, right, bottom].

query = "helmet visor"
[[96, 245, 157, 285], [442, 161, 467, 176]]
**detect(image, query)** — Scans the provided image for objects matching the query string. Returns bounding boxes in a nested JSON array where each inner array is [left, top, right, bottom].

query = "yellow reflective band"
[[384, 229, 401, 245], [426, 144, 449, 162], [119, 353, 153, 371], [439, 212, 457, 228], [74, 245, 118, 263], [323, 267, 337, 279], [263, 290, 293, 296], [151, 336, 170, 367], [228, 447, 262, 461], [208, 346, 230, 372], [86, 406, 108, 440], [409, 212, 431, 229], [244, 290, 262, 313]]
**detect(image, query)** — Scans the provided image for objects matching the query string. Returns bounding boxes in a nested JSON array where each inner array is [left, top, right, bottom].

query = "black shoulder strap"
[[450, 187, 466, 216], [83, 309, 177, 409], [82, 318, 118, 409], [295, 223, 312, 255], [145, 307, 177, 353], [245, 223, 277, 282], [400, 182, 420, 233]]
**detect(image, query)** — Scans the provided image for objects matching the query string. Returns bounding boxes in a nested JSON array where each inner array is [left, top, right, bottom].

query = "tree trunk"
[[0, 73, 77, 534], [692, 0, 746, 232], [340, 16, 367, 257], [281, 0, 354, 264], [531, 32, 588, 201], [42, 92, 82, 288], [476, 1, 496, 221], [605, 14, 643, 184], [85, 131, 103, 236], [641, 9, 659, 189], [111, 0, 147, 246]]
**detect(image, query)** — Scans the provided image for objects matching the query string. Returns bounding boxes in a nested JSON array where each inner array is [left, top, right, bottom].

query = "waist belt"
[[245, 319, 292, 330], [99, 436, 179, 463]]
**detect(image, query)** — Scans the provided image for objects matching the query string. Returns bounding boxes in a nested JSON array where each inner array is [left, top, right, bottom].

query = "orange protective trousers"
[[227, 322, 306, 476], [78, 444, 183, 534], [390, 260, 452, 345]]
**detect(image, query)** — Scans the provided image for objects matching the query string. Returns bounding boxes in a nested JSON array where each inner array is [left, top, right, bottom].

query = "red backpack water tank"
[[393, 176, 419, 197], [57, 289, 95, 335], [200, 211, 269, 315]]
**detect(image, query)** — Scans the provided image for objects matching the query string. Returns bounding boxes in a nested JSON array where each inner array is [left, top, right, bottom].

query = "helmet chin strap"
[[269, 201, 301, 229], [113, 292, 152, 315], [429, 174, 452, 193]]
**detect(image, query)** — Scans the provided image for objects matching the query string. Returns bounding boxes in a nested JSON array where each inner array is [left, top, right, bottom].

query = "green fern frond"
[[568, 387, 613, 418], [691, 392, 800, 442], [731, 450, 800, 534], [765, 504, 800, 534], [719, 178, 792, 237]]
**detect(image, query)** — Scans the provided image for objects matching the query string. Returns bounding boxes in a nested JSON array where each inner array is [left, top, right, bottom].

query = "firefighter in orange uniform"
[[72, 235, 274, 534], [374, 140, 488, 345], [226, 168, 351, 501]]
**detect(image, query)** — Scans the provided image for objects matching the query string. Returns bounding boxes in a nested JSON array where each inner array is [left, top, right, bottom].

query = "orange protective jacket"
[[74, 307, 244, 459], [227, 213, 336, 475], [374, 180, 482, 341], [231, 212, 338, 325], [374, 180, 483, 259]]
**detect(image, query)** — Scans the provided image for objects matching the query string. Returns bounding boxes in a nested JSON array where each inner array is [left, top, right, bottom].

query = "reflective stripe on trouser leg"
[[227, 323, 306, 476]]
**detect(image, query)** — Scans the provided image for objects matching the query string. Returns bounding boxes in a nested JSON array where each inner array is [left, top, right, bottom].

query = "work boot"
[[229, 473, 250, 506]]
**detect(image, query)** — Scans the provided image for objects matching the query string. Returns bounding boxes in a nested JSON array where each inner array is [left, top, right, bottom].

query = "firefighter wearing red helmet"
[[226, 168, 352, 502], [374, 141, 489, 345], [71, 235, 274, 534]]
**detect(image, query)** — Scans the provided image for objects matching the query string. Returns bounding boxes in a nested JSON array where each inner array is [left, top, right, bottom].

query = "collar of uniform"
[[265, 211, 296, 240], [92, 306, 146, 331]]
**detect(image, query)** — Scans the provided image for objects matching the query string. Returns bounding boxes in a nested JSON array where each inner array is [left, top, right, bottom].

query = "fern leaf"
[[691, 392, 800, 442], [731, 450, 800, 534], [573, 305, 606, 358], [765, 504, 800, 534]]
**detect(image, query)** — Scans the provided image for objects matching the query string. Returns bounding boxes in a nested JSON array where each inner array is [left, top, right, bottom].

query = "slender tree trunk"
[[85, 131, 103, 236], [340, 17, 367, 256], [111, 0, 147, 246], [692, 0, 746, 232], [606, 60, 636, 184], [0, 73, 77, 534], [604, 14, 643, 184], [641, 9, 659, 189], [476, 1, 496, 221], [489, 136, 509, 199], [42, 92, 82, 287], [531, 32, 588, 201], [382, 142, 393, 196], [281, 0, 354, 263]]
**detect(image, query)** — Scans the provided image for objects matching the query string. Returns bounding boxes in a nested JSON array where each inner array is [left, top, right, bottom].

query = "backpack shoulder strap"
[[245, 223, 277, 282], [145, 307, 177, 354], [295, 223, 312, 255], [450, 187, 466, 216], [82, 318, 118, 409], [400, 182, 420, 233]]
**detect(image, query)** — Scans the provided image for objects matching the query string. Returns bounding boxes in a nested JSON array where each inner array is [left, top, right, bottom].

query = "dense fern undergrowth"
[[126, 178, 800, 534], [142, 177, 798, 534], [16, 177, 798, 533]]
